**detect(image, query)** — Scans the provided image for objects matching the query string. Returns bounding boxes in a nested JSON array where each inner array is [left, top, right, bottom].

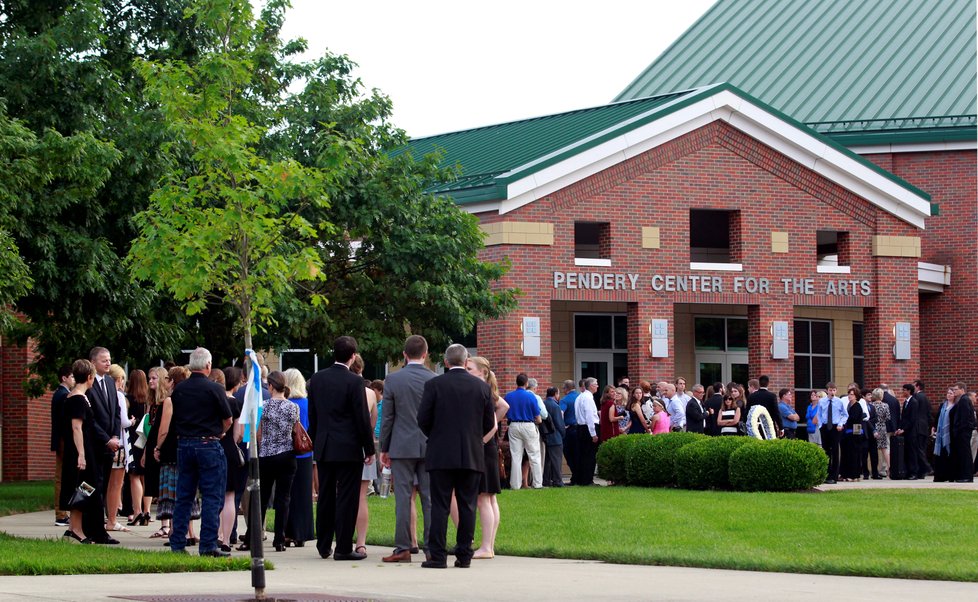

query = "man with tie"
[[308, 336, 375, 561], [896, 383, 922, 479], [818, 382, 848, 484], [417, 344, 494, 569], [86, 348, 121, 503]]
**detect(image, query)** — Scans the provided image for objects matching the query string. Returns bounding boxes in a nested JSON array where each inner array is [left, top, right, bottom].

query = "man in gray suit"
[[380, 335, 436, 563]]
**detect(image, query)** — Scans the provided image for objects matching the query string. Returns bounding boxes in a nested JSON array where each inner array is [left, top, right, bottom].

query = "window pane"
[[727, 318, 748, 350], [811, 321, 831, 354], [580, 361, 608, 392], [613, 316, 628, 350], [794, 355, 811, 390], [853, 358, 864, 390], [731, 363, 750, 387], [575, 222, 603, 259], [690, 210, 731, 262], [794, 320, 810, 354], [699, 362, 722, 387], [575, 315, 613, 349], [695, 317, 725, 350], [613, 353, 629, 385], [852, 323, 864, 357], [811, 356, 832, 388]]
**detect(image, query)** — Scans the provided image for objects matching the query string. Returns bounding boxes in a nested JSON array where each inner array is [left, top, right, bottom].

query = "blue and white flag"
[[240, 349, 262, 426]]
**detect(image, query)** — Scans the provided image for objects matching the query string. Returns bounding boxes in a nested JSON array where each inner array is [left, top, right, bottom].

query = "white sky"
[[279, 0, 717, 139]]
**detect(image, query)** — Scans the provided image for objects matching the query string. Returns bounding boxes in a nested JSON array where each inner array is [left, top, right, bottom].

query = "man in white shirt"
[[573, 378, 599, 486], [674, 377, 692, 406], [663, 383, 686, 431]]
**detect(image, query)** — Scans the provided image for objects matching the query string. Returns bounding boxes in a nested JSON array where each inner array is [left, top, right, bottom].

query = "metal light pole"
[[247, 418, 265, 599]]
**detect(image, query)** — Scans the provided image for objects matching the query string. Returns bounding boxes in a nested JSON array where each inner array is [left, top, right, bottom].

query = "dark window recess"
[[281, 351, 316, 380], [575, 315, 614, 349], [690, 210, 738, 263], [727, 319, 748, 350], [451, 325, 478, 349], [575, 222, 610, 259], [852, 323, 864, 389], [694, 317, 725, 350], [794, 319, 832, 392], [614, 316, 628, 349], [816, 230, 850, 267]]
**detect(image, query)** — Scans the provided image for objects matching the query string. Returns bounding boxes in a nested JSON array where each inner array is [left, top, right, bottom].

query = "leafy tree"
[[127, 0, 344, 350], [0, 0, 201, 393], [263, 53, 518, 362]]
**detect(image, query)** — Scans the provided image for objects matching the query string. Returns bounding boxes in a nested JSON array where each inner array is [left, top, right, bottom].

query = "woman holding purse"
[[257, 371, 300, 552]]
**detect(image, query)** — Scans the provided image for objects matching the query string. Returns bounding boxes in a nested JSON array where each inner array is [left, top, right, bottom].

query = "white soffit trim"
[[498, 89, 932, 229], [918, 261, 951, 292], [851, 140, 978, 155], [460, 200, 501, 215]]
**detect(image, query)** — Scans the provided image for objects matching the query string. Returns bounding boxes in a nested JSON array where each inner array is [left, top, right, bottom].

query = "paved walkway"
[[1, 479, 976, 602]]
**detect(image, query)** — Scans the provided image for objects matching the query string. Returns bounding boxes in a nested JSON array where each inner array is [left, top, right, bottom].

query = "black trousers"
[[316, 460, 362, 557], [913, 434, 931, 477], [543, 444, 563, 486], [821, 426, 841, 481], [259, 451, 297, 546], [563, 426, 578, 483], [428, 469, 480, 564], [864, 428, 879, 477], [574, 427, 596, 486]]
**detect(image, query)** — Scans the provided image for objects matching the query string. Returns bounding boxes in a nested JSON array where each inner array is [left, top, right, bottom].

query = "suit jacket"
[[705, 393, 723, 436], [914, 392, 931, 434], [882, 391, 900, 433], [51, 384, 70, 451], [87, 375, 121, 451], [746, 388, 783, 432], [307, 363, 375, 463], [544, 396, 565, 446], [417, 368, 494, 472], [899, 394, 918, 435], [379, 362, 436, 459], [685, 398, 706, 433], [950, 394, 977, 438]]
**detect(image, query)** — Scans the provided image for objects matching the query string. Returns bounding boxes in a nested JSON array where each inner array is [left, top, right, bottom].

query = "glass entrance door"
[[697, 352, 749, 386], [576, 352, 611, 392]]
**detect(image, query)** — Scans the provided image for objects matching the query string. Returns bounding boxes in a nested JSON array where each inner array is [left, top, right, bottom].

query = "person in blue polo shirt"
[[503, 373, 542, 489]]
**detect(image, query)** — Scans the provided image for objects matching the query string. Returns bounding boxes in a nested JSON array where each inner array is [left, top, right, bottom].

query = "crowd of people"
[[51, 341, 978, 559]]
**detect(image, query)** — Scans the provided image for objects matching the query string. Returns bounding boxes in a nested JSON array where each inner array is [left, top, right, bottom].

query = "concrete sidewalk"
[[2, 505, 977, 602]]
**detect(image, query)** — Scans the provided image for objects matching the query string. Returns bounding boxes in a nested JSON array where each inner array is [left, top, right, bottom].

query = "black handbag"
[[68, 481, 94, 508]]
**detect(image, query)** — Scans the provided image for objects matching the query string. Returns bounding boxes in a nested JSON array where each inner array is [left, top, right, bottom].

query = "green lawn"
[[0, 533, 252, 575], [361, 487, 978, 582], [0, 480, 55, 517]]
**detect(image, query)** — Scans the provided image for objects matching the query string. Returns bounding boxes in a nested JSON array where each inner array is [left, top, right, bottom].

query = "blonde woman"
[[105, 364, 132, 532], [351, 356, 378, 557], [465, 356, 509, 559]]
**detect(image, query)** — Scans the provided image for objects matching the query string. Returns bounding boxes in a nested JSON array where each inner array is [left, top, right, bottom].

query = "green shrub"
[[596, 434, 647, 484], [728, 439, 828, 491], [625, 432, 707, 487], [675, 436, 759, 490]]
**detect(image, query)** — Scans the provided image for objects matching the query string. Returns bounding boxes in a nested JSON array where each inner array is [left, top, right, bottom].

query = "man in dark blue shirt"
[[503, 373, 541, 489], [559, 380, 579, 483]]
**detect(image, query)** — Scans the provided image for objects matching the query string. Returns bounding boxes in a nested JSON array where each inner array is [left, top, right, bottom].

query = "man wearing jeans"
[[503, 373, 542, 489], [167, 347, 232, 557]]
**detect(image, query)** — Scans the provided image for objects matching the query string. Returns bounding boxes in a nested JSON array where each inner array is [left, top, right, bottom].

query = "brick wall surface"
[[1, 341, 55, 482], [476, 122, 928, 395], [864, 150, 977, 413]]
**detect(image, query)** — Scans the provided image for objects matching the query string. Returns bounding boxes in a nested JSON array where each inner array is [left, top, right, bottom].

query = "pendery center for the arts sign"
[[552, 271, 872, 297]]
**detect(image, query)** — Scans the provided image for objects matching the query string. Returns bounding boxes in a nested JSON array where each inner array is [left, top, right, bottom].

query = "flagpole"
[[243, 350, 265, 600]]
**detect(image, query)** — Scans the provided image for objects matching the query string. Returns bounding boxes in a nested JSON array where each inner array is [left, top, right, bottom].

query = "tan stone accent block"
[[771, 231, 789, 254], [872, 235, 920, 258], [481, 222, 554, 246], [642, 227, 661, 249]]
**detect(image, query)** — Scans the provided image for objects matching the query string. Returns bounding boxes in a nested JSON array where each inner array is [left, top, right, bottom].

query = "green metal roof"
[[396, 90, 692, 203], [399, 83, 931, 209], [616, 0, 977, 144]]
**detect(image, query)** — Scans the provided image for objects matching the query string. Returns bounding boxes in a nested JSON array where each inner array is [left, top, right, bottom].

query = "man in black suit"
[[912, 380, 933, 477], [949, 382, 976, 482], [417, 344, 494, 569], [685, 384, 708, 434], [308, 336, 375, 561], [881, 384, 901, 435], [896, 383, 920, 478], [86, 347, 122, 509], [746, 376, 783, 437]]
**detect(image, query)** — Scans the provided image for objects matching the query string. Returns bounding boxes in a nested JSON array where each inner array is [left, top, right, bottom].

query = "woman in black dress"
[[840, 388, 865, 481], [217, 367, 243, 552], [60, 359, 101, 543], [465, 356, 509, 560], [126, 369, 150, 526]]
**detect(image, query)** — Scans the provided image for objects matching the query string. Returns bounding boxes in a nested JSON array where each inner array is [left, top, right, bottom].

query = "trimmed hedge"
[[596, 434, 646, 484], [675, 436, 759, 490], [625, 432, 707, 487], [728, 439, 828, 491]]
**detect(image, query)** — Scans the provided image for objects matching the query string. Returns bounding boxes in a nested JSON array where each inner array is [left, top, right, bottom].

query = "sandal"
[[149, 526, 170, 539], [107, 522, 131, 533], [237, 542, 250, 551], [355, 545, 367, 555]]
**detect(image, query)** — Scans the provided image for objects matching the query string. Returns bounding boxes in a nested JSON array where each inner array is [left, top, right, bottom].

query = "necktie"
[[827, 398, 834, 426]]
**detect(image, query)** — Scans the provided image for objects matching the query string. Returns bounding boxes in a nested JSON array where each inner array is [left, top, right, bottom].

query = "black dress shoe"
[[410, 546, 421, 554], [93, 536, 120, 545], [871, 475, 883, 480], [421, 559, 447, 569], [824, 479, 837, 484], [907, 475, 919, 480], [454, 559, 471, 568], [333, 550, 366, 561], [200, 549, 231, 558], [318, 548, 332, 559], [274, 543, 287, 552], [954, 479, 974, 483]]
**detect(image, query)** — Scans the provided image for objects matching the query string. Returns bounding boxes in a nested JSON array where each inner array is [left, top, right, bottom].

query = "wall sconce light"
[[522, 317, 540, 357], [650, 319, 668, 357], [893, 322, 911, 360], [770, 321, 788, 359]]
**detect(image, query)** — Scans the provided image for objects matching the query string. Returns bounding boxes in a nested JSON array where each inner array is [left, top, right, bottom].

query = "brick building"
[[1, 0, 975, 481], [403, 0, 976, 408]]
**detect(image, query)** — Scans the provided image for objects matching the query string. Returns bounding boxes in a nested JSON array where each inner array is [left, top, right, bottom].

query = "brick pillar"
[[478, 303, 554, 394], [627, 302, 674, 385], [1, 341, 54, 481], [747, 301, 794, 389], [864, 257, 919, 390]]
